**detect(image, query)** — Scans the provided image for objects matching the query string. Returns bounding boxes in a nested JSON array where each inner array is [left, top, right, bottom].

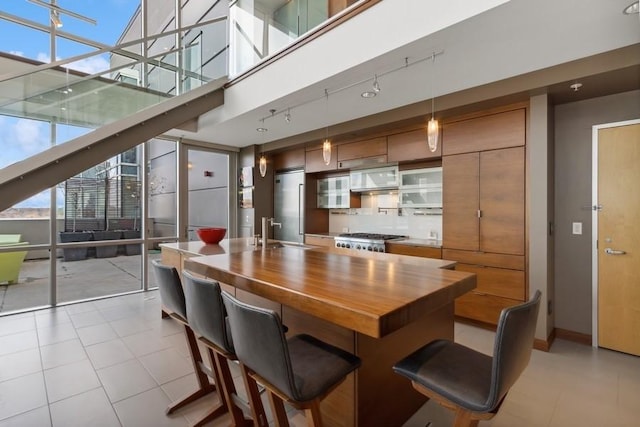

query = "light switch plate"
[[572, 222, 582, 235]]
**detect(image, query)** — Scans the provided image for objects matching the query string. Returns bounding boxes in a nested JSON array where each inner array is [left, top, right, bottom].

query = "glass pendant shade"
[[259, 155, 267, 177], [322, 139, 332, 165], [427, 118, 439, 152]]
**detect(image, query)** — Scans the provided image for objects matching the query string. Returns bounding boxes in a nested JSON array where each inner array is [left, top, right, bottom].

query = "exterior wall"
[[554, 89, 640, 335]]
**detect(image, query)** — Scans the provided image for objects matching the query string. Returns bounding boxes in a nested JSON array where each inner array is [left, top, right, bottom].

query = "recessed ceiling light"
[[623, 1, 639, 14], [361, 91, 377, 98], [256, 127, 268, 132], [570, 82, 583, 92]]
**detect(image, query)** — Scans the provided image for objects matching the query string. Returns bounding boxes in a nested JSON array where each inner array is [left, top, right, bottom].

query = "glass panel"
[[148, 139, 177, 239], [0, 115, 51, 169], [187, 148, 229, 241], [229, 0, 363, 76], [0, 244, 48, 313]]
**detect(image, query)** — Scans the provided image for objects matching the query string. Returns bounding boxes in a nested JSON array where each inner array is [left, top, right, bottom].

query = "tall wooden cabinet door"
[[443, 152, 480, 251], [479, 147, 525, 255]]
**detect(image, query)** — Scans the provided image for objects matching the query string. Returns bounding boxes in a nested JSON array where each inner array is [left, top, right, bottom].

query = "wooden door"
[[598, 123, 640, 355], [443, 153, 480, 251], [479, 147, 525, 255]]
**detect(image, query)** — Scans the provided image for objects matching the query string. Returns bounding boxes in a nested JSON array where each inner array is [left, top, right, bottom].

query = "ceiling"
[[166, 0, 640, 151], [1, 0, 638, 154]]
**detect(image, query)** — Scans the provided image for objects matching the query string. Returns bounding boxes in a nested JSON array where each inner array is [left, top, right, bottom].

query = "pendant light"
[[427, 54, 439, 153], [322, 89, 332, 165], [258, 119, 267, 178]]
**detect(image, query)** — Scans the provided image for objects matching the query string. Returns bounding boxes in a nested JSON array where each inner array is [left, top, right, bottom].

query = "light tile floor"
[[0, 290, 638, 427]]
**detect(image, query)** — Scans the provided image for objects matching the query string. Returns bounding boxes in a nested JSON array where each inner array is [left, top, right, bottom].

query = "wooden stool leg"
[[166, 325, 217, 414], [304, 399, 322, 427], [452, 408, 479, 427], [267, 390, 289, 427], [240, 364, 269, 427], [212, 351, 251, 427]]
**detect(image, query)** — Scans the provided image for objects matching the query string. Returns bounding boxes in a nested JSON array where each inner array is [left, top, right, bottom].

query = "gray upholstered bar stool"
[[182, 271, 268, 427], [151, 260, 219, 419], [221, 292, 361, 427], [393, 290, 541, 427]]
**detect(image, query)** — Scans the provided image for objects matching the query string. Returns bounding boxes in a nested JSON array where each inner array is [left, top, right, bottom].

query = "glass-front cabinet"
[[399, 167, 442, 208], [317, 176, 351, 208]]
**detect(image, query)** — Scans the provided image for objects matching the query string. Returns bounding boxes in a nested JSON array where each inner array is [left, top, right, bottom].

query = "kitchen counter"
[[185, 243, 471, 338], [163, 238, 475, 427], [394, 237, 442, 248]]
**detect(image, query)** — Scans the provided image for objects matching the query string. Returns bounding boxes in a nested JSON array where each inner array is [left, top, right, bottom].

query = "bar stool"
[[393, 290, 541, 427], [221, 292, 361, 427], [182, 271, 268, 427], [151, 260, 219, 419]]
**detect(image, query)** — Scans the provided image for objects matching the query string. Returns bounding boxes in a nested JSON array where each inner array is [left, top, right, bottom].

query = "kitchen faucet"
[[261, 217, 282, 245]]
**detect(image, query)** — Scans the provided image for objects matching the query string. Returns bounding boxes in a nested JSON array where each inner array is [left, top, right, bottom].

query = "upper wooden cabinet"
[[443, 147, 525, 255], [273, 148, 305, 171], [337, 137, 387, 162], [443, 109, 525, 155], [388, 128, 441, 162], [305, 148, 337, 173]]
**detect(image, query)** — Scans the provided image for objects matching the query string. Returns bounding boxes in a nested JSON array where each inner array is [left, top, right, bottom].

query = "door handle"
[[604, 248, 626, 255]]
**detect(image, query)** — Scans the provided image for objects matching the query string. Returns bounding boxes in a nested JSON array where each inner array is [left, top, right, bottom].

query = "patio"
[[0, 253, 161, 314]]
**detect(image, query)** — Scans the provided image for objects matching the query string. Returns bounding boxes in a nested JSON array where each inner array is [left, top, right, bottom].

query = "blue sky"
[[0, 1, 140, 208]]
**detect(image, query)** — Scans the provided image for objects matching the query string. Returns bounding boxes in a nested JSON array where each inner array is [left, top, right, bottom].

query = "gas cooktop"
[[334, 233, 407, 252]]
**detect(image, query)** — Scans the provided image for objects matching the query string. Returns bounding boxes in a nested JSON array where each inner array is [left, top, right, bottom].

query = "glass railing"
[[229, 0, 365, 77], [0, 15, 228, 132]]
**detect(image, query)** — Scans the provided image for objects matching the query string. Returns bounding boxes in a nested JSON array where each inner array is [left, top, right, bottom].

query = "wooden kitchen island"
[[163, 240, 476, 427]]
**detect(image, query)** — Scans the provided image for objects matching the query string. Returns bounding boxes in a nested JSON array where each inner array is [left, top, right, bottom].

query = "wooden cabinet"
[[336, 137, 387, 169], [388, 128, 441, 162], [385, 242, 442, 259], [273, 148, 305, 171], [443, 147, 524, 255], [337, 137, 387, 161], [306, 148, 337, 173], [443, 109, 526, 155], [305, 234, 335, 247], [442, 107, 526, 326]]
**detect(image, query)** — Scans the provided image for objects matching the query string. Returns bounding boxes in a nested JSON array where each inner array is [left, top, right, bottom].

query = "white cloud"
[[13, 119, 49, 155], [34, 51, 109, 75], [9, 51, 25, 57], [36, 52, 51, 63], [67, 55, 110, 75]]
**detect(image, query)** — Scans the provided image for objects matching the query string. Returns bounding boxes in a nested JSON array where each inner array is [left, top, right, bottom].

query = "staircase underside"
[[0, 77, 226, 211]]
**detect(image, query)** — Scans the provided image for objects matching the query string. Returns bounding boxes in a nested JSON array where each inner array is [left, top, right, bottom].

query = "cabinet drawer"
[[305, 235, 335, 247], [442, 249, 525, 271], [454, 263, 524, 300], [385, 243, 442, 259], [455, 292, 522, 325]]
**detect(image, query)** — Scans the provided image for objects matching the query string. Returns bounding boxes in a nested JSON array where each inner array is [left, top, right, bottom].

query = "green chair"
[[0, 241, 28, 285]]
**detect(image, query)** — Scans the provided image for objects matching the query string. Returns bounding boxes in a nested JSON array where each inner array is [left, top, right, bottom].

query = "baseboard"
[[534, 328, 555, 352], [555, 327, 592, 346]]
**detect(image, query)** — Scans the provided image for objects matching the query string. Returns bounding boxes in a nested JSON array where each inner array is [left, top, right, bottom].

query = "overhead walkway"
[[0, 16, 228, 211]]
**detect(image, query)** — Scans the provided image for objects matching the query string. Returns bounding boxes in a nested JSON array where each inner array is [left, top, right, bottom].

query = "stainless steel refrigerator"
[[274, 170, 304, 243]]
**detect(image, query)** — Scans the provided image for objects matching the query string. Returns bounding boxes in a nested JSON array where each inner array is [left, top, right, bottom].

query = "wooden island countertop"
[[164, 239, 476, 427], [184, 243, 475, 338]]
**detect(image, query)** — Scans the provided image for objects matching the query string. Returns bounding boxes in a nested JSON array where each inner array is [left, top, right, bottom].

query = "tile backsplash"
[[329, 193, 442, 239]]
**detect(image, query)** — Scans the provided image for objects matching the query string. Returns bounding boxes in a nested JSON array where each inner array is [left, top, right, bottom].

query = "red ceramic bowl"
[[196, 227, 226, 244]]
